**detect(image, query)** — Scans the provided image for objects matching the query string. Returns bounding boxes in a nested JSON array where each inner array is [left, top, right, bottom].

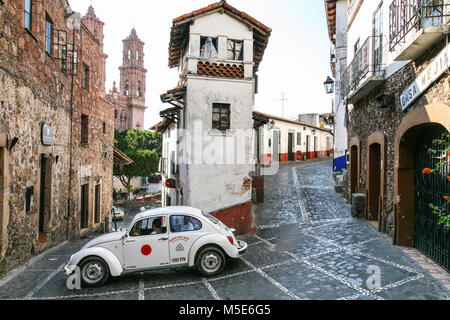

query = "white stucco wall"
[[259, 118, 333, 158], [179, 75, 254, 213]]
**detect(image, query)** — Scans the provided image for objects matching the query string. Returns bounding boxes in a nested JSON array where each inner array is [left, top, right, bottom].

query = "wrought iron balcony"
[[340, 36, 385, 103], [389, 0, 450, 59]]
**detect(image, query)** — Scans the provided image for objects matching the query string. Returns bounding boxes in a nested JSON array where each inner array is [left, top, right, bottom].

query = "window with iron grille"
[[212, 103, 230, 131], [297, 133, 302, 146], [45, 15, 53, 55], [81, 64, 89, 89], [81, 115, 89, 145], [227, 39, 243, 61], [24, 0, 32, 30]]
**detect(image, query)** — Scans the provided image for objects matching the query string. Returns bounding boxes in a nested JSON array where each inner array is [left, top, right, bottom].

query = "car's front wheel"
[[196, 246, 226, 277], [79, 256, 110, 288]]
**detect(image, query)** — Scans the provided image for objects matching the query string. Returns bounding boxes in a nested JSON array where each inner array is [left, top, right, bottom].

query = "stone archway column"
[[394, 103, 450, 246]]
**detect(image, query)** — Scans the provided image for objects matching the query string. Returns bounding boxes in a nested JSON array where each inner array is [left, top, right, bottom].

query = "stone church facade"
[[105, 29, 147, 132]]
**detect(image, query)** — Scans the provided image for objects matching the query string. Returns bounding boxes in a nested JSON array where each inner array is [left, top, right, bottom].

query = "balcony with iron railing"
[[340, 36, 385, 104], [389, 0, 450, 61]]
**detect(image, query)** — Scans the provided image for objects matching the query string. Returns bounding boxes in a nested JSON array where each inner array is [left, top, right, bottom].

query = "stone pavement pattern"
[[0, 159, 449, 300]]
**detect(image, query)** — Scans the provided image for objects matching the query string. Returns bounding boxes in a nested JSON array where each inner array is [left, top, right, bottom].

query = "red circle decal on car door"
[[141, 245, 152, 256]]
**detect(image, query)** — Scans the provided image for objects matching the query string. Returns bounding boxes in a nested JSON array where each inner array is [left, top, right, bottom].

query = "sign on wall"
[[401, 43, 450, 111], [42, 124, 55, 146]]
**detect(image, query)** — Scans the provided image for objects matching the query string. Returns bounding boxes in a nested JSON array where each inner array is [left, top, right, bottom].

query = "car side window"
[[130, 217, 167, 237], [170, 215, 202, 233]]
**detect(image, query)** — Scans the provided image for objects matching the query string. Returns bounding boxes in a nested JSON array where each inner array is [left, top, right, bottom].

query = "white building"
[[155, 1, 271, 235], [324, 0, 348, 172], [253, 112, 334, 165]]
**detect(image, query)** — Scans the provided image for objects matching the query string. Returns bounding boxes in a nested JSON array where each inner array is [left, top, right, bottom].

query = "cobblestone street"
[[0, 159, 448, 300]]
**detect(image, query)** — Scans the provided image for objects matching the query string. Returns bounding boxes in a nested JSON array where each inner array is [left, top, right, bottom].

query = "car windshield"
[[202, 211, 219, 224]]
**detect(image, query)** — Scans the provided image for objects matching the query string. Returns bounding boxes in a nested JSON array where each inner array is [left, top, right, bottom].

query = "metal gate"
[[414, 125, 450, 271]]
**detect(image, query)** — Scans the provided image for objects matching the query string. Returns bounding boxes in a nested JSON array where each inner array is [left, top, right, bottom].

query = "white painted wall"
[[346, 0, 409, 80], [179, 75, 254, 213], [259, 117, 333, 158], [333, 0, 349, 171]]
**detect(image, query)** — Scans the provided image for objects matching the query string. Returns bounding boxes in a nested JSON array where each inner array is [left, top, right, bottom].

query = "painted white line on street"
[[138, 272, 145, 300], [284, 251, 375, 299], [0, 241, 68, 288], [292, 167, 309, 221], [24, 263, 66, 299], [240, 257, 301, 300], [202, 278, 221, 300], [208, 270, 254, 282], [253, 235, 276, 251]]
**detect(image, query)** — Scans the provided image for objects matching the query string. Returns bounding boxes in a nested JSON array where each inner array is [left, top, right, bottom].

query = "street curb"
[[0, 241, 68, 288]]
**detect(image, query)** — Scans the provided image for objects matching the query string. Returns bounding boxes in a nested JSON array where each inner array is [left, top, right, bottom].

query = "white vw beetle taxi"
[[65, 206, 247, 287]]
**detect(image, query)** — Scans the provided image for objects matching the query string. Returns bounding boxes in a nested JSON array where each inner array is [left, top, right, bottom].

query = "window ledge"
[[208, 129, 235, 136]]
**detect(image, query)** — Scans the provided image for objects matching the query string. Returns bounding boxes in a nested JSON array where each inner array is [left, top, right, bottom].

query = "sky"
[[69, 0, 334, 129]]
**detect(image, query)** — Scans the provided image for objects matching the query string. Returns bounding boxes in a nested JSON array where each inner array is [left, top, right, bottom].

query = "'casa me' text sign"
[[401, 43, 450, 111]]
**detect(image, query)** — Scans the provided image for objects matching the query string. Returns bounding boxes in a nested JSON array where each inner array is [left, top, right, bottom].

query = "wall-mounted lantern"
[[324, 76, 335, 94]]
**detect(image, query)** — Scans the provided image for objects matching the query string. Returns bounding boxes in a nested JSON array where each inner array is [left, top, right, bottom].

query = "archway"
[[367, 132, 386, 231], [349, 137, 361, 199], [394, 104, 450, 271]]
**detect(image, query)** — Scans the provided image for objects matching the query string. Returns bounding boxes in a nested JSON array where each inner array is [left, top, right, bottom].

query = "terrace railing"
[[340, 36, 385, 98], [389, 0, 450, 51]]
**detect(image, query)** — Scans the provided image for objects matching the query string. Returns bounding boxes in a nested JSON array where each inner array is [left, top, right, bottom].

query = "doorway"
[[94, 184, 101, 224], [350, 145, 359, 196], [413, 124, 449, 271], [368, 143, 381, 222], [288, 133, 294, 161], [273, 131, 280, 162], [306, 136, 310, 159], [314, 137, 318, 159], [80, 184, 89, 229], [39, 154, 52, 237]]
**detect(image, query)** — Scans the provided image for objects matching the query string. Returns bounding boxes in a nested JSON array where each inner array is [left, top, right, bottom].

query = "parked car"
[[111, 206, 125, 220], [64, 206, 247, 287]]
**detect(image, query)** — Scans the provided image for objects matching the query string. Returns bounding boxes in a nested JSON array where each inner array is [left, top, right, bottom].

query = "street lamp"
[[324, 76, 335, 94]]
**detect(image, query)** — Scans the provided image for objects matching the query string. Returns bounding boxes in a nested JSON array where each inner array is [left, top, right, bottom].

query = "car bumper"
[[237, 240, 248, 255], [64, 262, 76, 276]]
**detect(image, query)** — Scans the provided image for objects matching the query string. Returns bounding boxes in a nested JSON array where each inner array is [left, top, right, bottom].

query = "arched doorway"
[[368, 143, 381, 221], [349, 137, 361, 199], [367, 132, 386, 231], [395, 104, 450, 271]]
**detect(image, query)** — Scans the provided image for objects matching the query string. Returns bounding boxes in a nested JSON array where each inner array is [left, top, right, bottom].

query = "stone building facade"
[[0, 1, 114, 275], [339, 0, 450, 271]]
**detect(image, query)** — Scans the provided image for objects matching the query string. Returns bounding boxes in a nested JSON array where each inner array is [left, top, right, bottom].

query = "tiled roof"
[[253, 111, 333, 134], [113, 146, 133, 165], [168, 1, 271, 72], [197, 61, 244, 78], [324, 0, 337, 44]]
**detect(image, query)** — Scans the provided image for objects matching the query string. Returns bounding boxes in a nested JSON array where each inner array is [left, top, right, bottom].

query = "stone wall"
[[0, 1, 114, 276], [346, 37, 450, 238]]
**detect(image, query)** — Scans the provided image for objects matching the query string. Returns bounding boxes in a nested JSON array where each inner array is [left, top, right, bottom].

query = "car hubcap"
[[202, 253, 221, 273], [82, 263, 103, 283]]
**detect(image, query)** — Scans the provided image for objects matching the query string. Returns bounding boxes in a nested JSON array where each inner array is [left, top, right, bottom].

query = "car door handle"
[[159, 237, 169, 241]]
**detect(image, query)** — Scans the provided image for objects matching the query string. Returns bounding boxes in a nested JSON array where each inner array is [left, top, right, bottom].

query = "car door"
[[168, 215, 206, 266], [123, 216, 170, 271]]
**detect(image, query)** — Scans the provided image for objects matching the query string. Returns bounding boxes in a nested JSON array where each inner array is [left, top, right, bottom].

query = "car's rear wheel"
[[196, 246, 226, 277], [79, 256, 110, 288]]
